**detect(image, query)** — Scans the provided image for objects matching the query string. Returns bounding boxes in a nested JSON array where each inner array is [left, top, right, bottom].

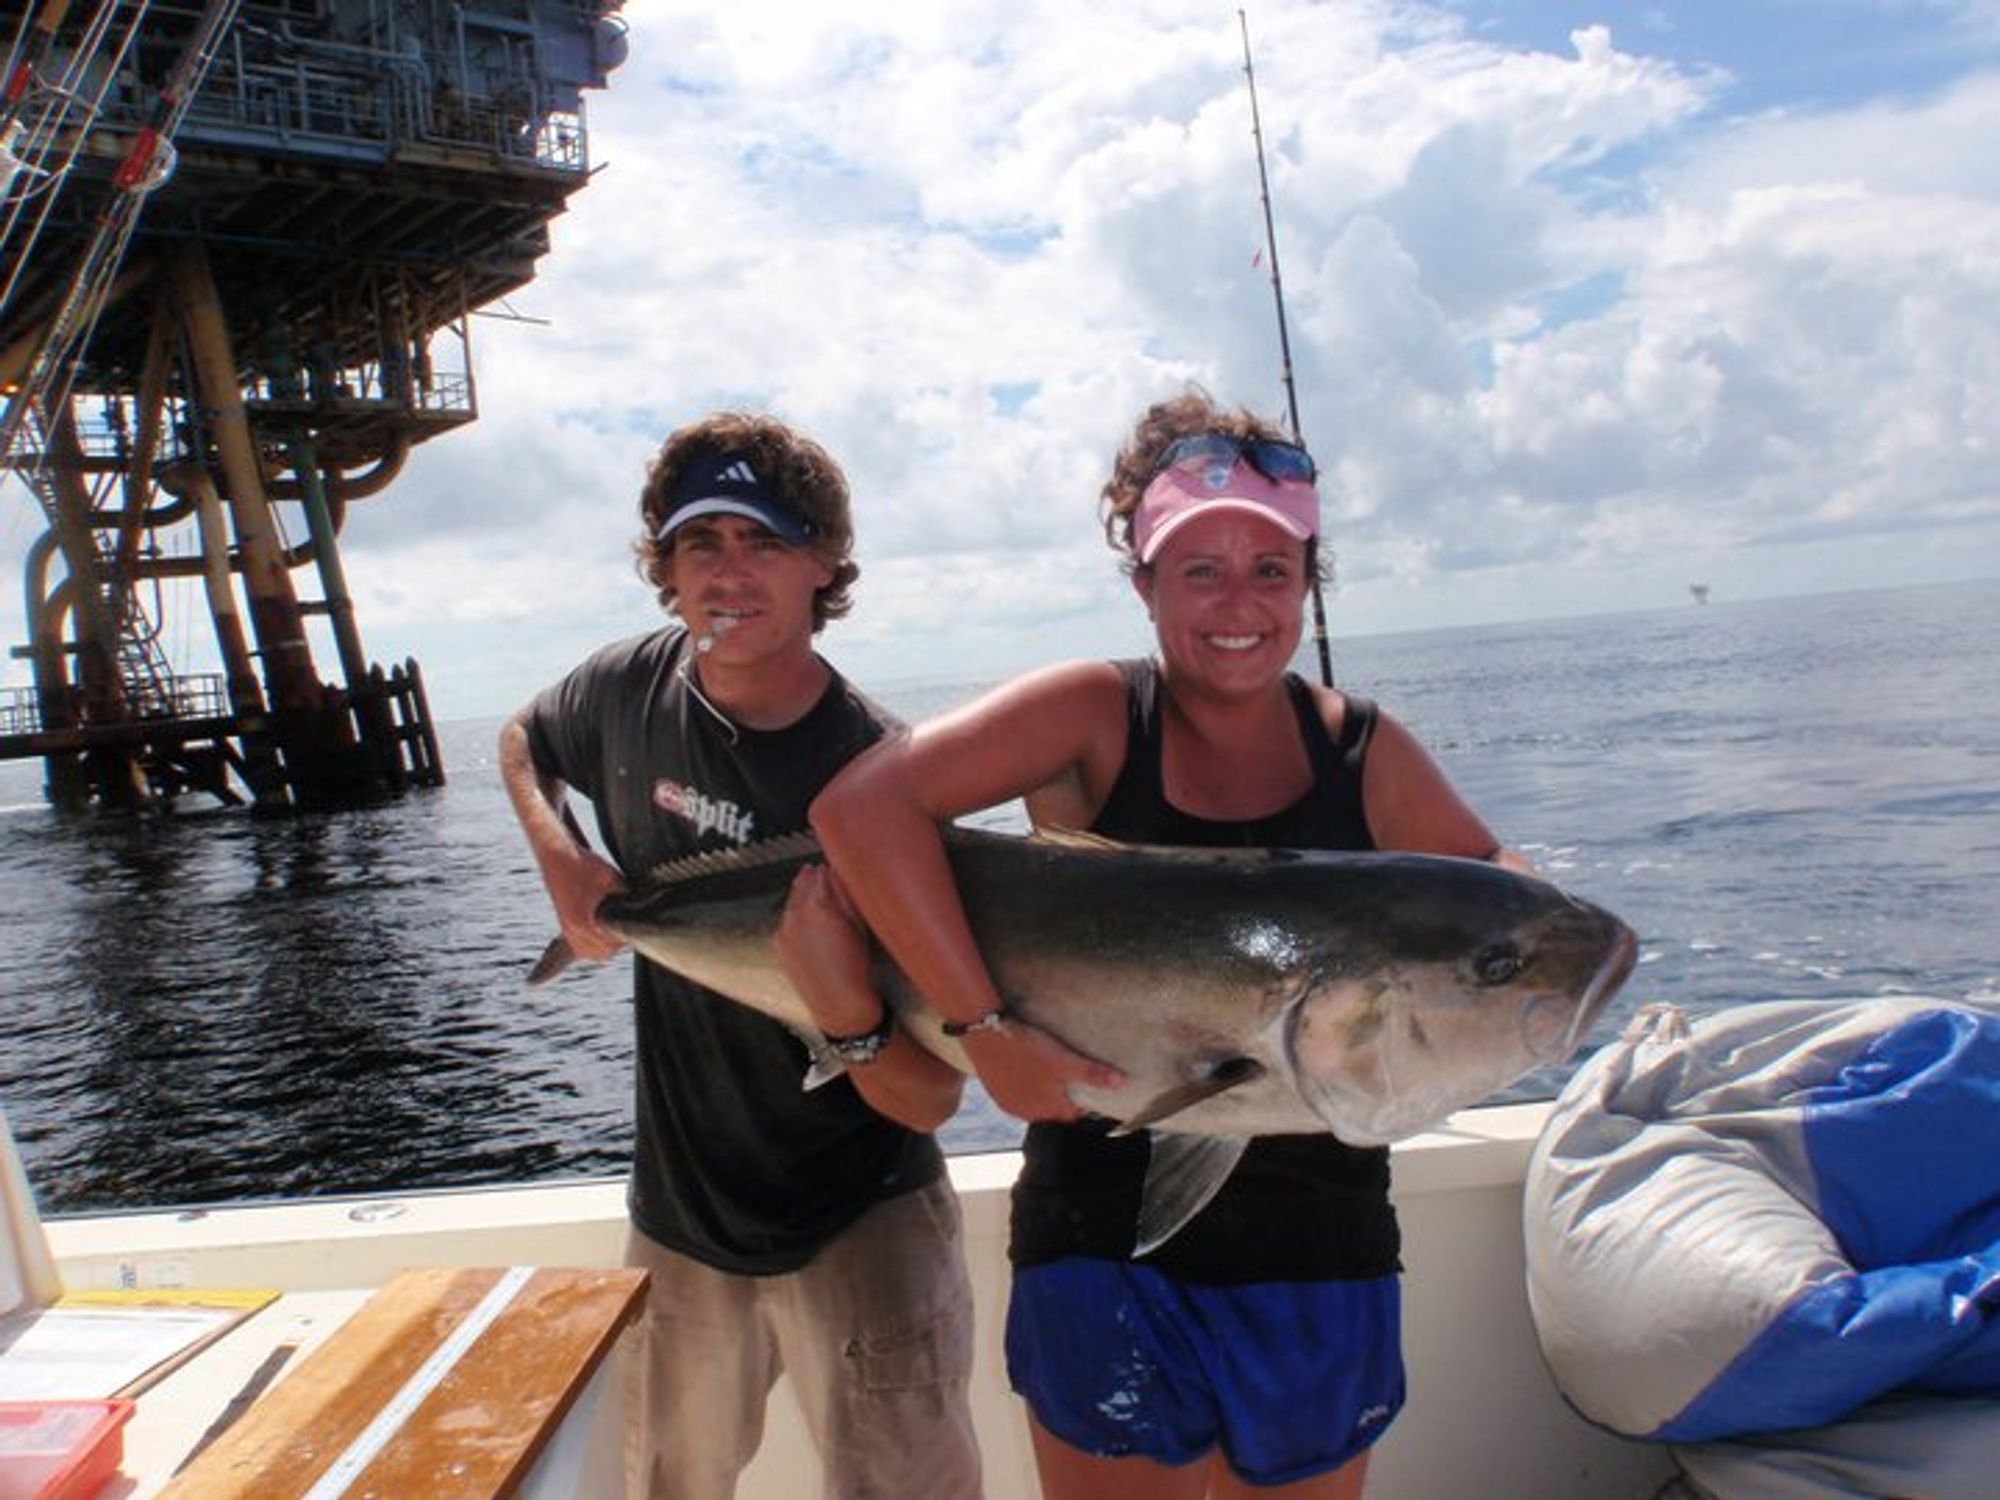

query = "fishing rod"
[[1239, 7, 1334, 687]]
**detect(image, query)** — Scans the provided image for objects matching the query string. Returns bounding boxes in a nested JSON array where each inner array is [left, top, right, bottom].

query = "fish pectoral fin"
[[802, 1054, 845, 1091], [527, 936, 574, 985], [1108, 1056, 1266, 1135], [800, 1032, 847, 1091], [1134, 1135, 1249, 1258]]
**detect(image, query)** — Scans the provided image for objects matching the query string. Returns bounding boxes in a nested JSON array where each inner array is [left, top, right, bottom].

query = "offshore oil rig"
[[0, 0, 625, 812]]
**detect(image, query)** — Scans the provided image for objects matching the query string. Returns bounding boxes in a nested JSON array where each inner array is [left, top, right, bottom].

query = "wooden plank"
[[157, 1266, 645, 1499]]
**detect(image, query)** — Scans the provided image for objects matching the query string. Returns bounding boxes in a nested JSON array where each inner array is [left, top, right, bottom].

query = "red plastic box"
[[0, 1401, 135, 1500]]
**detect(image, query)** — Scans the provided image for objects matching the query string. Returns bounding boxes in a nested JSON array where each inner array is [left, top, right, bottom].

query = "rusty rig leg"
[[173, 240, 394, 812]]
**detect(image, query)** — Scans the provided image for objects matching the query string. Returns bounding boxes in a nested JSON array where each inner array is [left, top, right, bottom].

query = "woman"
[[805, 390, 1528, 1499]]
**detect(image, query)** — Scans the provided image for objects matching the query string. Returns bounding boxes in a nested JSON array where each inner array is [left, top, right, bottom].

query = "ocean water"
[[2, 579, 1995, 1215]]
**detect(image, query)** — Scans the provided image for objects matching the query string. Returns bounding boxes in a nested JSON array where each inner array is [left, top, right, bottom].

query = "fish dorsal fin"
[[642, 830, 822, 888], [1026, 824, 1124, 851], [1027, 825, 1294, 869], [1134, 1136, 1249, 1258]]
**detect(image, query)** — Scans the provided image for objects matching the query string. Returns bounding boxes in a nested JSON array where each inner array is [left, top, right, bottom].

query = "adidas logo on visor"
[[717, 460, 758, 485]]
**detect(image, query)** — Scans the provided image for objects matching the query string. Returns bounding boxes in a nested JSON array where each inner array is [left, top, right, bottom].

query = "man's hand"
[[544, 843, 627, 963], [775, 863, 882, 1036], [499, 714, 628, 966]]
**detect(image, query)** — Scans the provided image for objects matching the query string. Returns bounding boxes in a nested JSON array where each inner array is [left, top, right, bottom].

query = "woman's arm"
[[810, 662, 1129, 1122], [1354, 706, 1534, 871]]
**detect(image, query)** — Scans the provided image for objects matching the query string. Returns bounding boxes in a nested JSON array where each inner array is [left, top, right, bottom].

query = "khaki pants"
[[622, 1178, 981, 1500]]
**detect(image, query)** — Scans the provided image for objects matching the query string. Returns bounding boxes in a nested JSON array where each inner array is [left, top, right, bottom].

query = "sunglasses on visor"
[[1151, 433, 1318, 487]]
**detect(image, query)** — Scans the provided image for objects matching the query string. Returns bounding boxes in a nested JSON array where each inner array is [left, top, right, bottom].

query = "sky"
[[8, 0, 2000, 721]]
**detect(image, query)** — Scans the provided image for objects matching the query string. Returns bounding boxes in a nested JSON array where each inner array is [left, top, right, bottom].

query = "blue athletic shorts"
[[1005, 1258, 1405, 1486]]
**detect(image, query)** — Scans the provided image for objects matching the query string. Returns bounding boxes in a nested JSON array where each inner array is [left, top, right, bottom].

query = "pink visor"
[[1133, 461, 1320, 564]]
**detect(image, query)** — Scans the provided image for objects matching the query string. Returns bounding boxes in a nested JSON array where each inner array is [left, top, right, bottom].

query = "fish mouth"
[[1564, 924, 1638, 1054], [1517, 921, 1638, 1064]]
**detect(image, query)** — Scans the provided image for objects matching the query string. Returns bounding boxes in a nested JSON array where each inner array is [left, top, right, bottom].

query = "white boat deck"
[[40, 1102, 1678, 1498]]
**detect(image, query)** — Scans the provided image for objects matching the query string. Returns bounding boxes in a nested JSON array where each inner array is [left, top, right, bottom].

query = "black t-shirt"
[[1009, 657, 1402, 1284], [523, 627, 943, 1274]]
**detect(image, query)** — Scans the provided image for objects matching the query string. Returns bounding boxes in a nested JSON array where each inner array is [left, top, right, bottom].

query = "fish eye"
[[1204, 1056, 1264, 1086], [1471, 942, 1524, 986]]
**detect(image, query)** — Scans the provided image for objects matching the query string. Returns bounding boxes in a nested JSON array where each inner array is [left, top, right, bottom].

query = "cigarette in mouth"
[[695, 615, 738, 654]]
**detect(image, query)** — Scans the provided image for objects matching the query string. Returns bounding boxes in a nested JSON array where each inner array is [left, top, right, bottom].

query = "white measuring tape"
[[301, 1264, 536, 1499]]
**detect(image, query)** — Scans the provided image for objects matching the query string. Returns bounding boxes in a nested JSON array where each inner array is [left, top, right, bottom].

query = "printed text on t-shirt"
[[651, 779, 756, 845]]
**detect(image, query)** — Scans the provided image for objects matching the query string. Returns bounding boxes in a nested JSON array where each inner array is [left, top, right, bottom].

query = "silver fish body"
[[540, 826, 1637, 1251]]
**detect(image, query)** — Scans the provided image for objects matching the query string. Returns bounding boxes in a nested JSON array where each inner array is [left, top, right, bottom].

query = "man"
[[499, 412, 980, 1500]]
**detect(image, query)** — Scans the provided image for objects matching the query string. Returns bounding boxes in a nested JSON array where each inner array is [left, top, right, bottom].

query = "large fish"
[[533, 827, 1637, 1252]]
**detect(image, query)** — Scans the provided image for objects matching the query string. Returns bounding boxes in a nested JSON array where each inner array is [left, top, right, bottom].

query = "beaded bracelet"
[[941, 1008, 1009, 1039]]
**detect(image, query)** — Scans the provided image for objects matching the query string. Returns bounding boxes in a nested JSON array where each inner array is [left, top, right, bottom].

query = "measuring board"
[[158, 1266, 646, 1498]]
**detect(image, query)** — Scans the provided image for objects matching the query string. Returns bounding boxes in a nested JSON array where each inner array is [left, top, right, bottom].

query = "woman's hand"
[[959, 1021, 1122, 1124], [778, 862, 1121, 1123]]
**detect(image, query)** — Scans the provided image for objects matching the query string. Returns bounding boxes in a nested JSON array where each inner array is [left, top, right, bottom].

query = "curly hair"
[[1100, 387, 1329, 583], [635, 412, 859, 629]]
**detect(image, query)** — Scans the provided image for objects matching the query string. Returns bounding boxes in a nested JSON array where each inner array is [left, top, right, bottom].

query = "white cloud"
[[5, 0, 1998, 719]]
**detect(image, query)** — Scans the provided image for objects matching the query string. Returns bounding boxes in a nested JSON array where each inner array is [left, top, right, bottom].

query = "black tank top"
[[1008, 658, 1402, 1284]]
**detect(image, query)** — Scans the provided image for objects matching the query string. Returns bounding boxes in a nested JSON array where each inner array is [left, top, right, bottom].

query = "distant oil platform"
[[0, 0, 625, 812], [1689, 583, 1710, 605]]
